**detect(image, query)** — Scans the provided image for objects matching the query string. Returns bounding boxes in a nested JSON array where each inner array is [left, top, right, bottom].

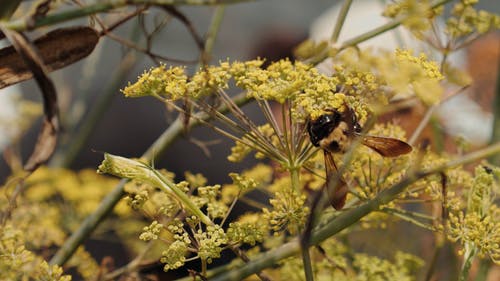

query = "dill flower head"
[[195, 225, 228, 263], [446, 0, 500, 38], [353, 251, 424, 280], [161, 240, 189, 271], [139, 220, 163, 241], [123, 65, 188, 98], [447, 211, 500, 263], [263, 189, 309, 235], [227, 213, 266, 246]]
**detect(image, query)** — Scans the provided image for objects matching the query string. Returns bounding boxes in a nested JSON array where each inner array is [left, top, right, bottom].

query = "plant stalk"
[[307, 0, 452, 65], [50, 92, 250, 266], [4, 0, 250, 31], [489, 55, 500, 164], [330, 0, 353, 44], [210, 142, 500, 281]]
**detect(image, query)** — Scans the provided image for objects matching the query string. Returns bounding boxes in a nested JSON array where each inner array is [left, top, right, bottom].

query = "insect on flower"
[[307, 106, 412, 210]]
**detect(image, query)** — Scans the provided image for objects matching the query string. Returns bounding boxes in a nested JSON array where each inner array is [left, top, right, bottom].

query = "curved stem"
[[49, 93, 250, 266], [330, 0, 353, 44], [339, 0, 452, 49], [210, 142, 500, 281], [290, 166, 313, 281], [489, 56, 500, 165], [301, 247, 314, 281]]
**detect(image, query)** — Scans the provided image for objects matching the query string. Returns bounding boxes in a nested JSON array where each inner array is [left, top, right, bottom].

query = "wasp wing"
[[358, 134, 412, 157], [324, 150, 348, 210]]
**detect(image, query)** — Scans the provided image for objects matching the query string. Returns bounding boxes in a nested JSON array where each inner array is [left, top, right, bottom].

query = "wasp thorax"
[[307, 111, 340, 147]]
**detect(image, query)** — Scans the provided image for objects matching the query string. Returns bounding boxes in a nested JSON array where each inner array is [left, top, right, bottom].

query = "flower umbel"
[[98, 153, 212, 225]]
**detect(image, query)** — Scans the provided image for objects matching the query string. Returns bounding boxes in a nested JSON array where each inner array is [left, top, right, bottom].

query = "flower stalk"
[[210, 142, 500, 281]]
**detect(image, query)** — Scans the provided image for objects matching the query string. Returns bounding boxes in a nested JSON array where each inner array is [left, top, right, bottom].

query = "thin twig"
[[306, 0, 453, 65], [5, 0, 253, 31], [330, 0, 353, 44]]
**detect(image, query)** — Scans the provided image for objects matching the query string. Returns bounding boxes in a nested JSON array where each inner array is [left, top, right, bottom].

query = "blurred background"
[[0, 1, 498, 279]]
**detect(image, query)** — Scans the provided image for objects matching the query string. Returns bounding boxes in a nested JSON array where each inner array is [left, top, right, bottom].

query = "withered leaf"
[[1, 27, 60, 171], [0, 26, 99, 89]]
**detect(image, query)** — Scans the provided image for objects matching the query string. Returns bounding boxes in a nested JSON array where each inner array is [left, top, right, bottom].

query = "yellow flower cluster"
[[335, 48, 444, 107], [446, 0, 500, 38], [276, 245, 423, 281], [222, 164, 273, 204], [229, 172, 258, 192], [467, 166, 495, 215], [196, 184, 228, 219], [161, 240, 189, 271], [346, 123, 411, 199], [1, 166, 156, 279], [123, 65, 187, 98], [139, 220, 163, 241], [227, 140, 252, 162], [195, 225, 228, 263], [448, 212, 500, 263], [227, 218, 266, 246], [445, 165, 500, 264], [0, 224, 71, 281], [394, 49, 444, 105], [123, 59, 352, 121], [352, 251, 424, 281], [158, 219, 192, 271], [26, 167, 121, 216], [263, 190, 309, 235], [184, 171, 208, 188], [383, 0, 435, 35]]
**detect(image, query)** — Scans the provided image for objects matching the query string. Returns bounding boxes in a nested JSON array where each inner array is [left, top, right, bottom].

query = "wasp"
[[307, 106, 412, 209]]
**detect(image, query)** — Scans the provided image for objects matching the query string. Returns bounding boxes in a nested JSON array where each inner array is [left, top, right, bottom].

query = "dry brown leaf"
[[1, 27, 59, 171], [0, 26, 99, 89]]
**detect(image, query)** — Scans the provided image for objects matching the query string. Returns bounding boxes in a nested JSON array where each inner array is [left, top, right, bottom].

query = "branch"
[[4, 0, 253, 31], [306, 0, 453, 65], [49, 93, 250, 266], [209, 142, 500, 281]]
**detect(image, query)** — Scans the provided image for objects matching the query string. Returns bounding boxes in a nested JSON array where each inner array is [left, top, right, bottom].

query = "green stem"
[[330, 0, 353, 44], [210, 142, 500, 281], [290, 167, 300, 192], [202, 259, 208, 277], [4, 0, 249, 31], [49, 179, 128, 266], [340, 0, 451, 49], [475, 259, 492, 281], [307, 0, 452, 65], [301, 247, 314, 281], [51, 52, 138, 168], [290, 167, 313, 281], [0, 0, 21, 20], [489, 56, 500, 165], [50, 93, 250, 267], [50, 20, 143, 168], [203, 5, 226, 57], [459, 244, 477, 281], [51, 6, 229, 265]]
